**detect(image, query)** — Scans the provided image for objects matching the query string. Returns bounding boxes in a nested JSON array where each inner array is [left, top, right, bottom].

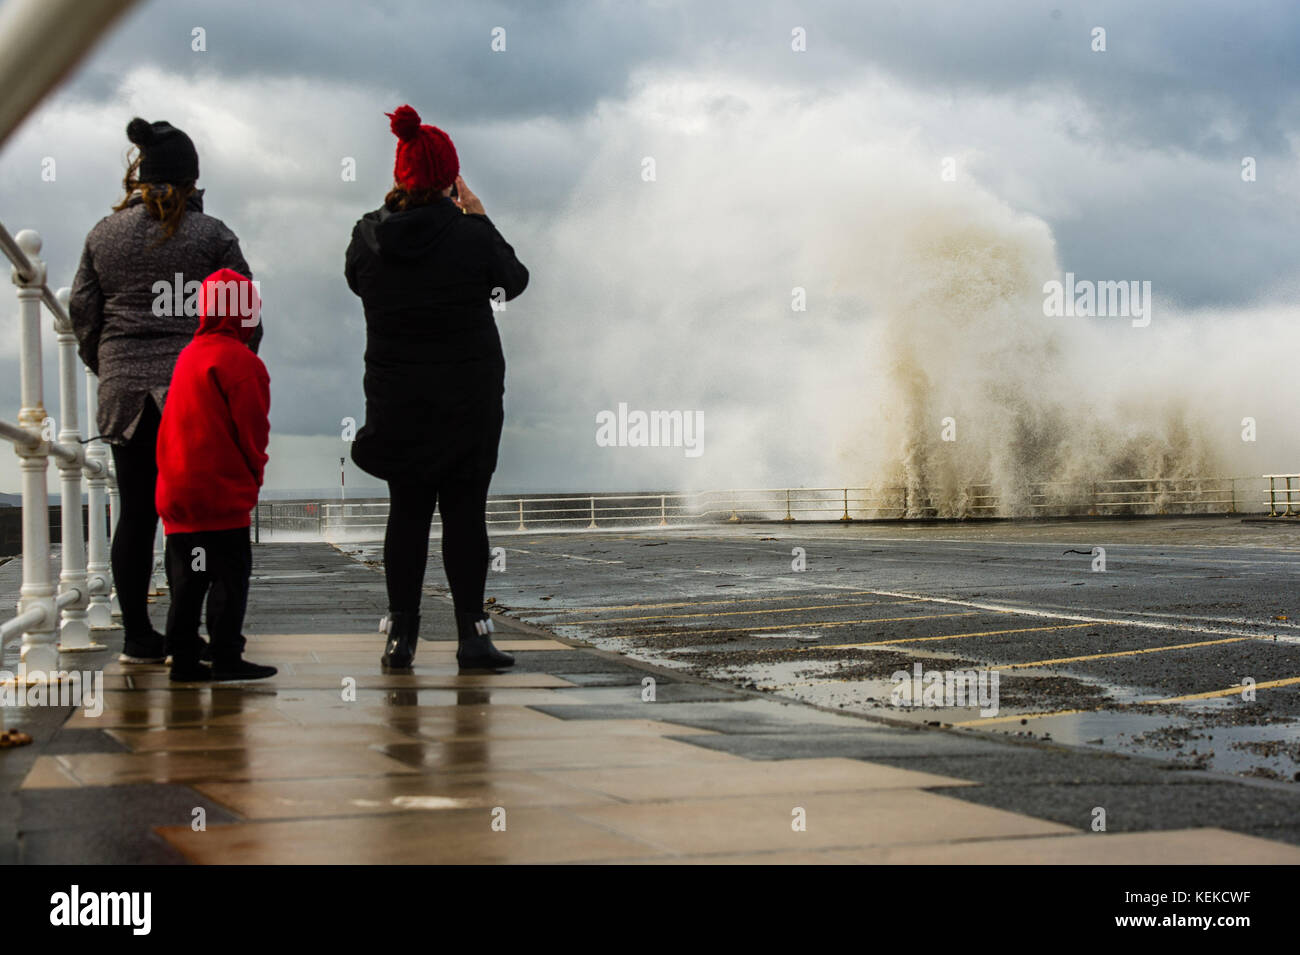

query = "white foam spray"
[[512, 74, 1300, 510]]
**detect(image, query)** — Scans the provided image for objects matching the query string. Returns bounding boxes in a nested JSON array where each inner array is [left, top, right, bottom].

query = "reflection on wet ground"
[[6, 532, 1300, 863], [470, 519, 1300, 783]]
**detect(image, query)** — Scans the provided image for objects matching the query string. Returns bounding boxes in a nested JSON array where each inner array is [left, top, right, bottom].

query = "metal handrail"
[[0, 0, 133, 670], [1264, 473, 1299, 517], [0, 0, 140, 150], [246, 475, 1281, 541], [1, 223, 116, 666]]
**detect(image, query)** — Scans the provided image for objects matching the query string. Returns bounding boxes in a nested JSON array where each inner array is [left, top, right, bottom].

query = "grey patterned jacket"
[[69, 191, 261, 444]]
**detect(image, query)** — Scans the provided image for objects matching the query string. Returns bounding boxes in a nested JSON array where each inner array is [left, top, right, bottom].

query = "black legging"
[[384, 475, 491, 615], [109, 398, 162, 640]]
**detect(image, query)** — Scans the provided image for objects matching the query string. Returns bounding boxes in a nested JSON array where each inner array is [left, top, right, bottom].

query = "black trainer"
[[380, 611, 420, 669], [119, 629, 166, 664], [455, 612, 514, 671], [169, 661, 211, 683], [209, 658, 277, 682]]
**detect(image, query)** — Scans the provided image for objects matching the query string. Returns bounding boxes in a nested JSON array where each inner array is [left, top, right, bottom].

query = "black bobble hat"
[[125, 117, 199, 184]]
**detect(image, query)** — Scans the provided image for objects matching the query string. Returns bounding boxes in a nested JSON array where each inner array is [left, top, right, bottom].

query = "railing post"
[[83, 364, 113, 629], [783, 488, 794, 522], [1289, 476, 1297, 517], [148, 521, 166, 594], [11, 230, 57, 671], [516, 498, 526, 531], [107, 471, 120, 534], [587, 495, 597, 529], [52, 286, 98, 651], [106, 465, 121, 617], [840, 487, 851, 522], [659, 494, 669, 527]]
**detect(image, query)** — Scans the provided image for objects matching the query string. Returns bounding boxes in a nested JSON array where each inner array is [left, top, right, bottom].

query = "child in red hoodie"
[[156, 268, 276, 682]]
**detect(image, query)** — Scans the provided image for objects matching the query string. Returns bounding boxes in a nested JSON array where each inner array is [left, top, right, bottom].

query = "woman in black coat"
[[345, 105, 528, 671]]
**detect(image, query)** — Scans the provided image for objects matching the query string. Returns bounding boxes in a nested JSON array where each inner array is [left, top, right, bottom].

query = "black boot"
[[456, 612, 514, 671], [380, 610, 421, 669]]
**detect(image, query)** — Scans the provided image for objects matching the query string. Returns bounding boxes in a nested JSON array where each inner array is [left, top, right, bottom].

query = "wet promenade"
[[3, 529, 1300, 864]]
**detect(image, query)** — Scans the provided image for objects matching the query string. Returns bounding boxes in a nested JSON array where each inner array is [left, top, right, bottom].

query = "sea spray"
[[531, 77, 1294, 506]]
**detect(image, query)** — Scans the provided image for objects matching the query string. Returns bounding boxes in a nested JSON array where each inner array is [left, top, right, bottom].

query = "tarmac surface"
[[454, 518, 1300, 780], [1, 516, 1298, 862]]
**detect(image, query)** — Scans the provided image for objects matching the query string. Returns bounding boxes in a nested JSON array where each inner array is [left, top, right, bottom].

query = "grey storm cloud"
[[75, 0, 1300, 156], [61, 0, 1300, 315], [2, 0, 1299, 493]]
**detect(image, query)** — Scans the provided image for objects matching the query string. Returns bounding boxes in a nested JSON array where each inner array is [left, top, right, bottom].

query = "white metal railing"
[[1264, 474, 1300, 517], [246, 476, 1280, 541], [252, 492, 696, 540], [693, 478, 1264, 522], [1, 225, 120, 670]]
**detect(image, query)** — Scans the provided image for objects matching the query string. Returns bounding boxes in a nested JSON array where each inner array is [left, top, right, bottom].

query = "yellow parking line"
[[795, 622, 1095, 653], [956, 708, 1093, 727], [1137, 675, 1300, 704], [522, 590, 883, 614], [768, 635, 1255, 687], [998, 636, 1255, 670], [565, 599, 915, 625], [953, 674, 1300, 726], [636, 610, 983, 639]]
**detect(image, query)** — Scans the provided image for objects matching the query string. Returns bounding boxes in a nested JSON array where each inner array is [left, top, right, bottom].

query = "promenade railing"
[[248, 475, 1279, 541], [1264, 474, 1299, 517], [0, 225, 117, 671]]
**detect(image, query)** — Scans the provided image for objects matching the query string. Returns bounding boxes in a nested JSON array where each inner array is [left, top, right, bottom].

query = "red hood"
[[197, 268, 260, 342]]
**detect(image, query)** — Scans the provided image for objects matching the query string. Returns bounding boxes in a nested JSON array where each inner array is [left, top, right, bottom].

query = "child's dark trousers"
[[164, 528, 252, 666]]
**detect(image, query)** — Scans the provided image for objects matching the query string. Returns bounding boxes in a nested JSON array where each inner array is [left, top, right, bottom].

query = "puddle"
[[980, 708, 1300, 781]]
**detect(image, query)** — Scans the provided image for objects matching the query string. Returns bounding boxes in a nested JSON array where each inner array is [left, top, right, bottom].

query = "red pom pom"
[[387, 105, 421, 142]]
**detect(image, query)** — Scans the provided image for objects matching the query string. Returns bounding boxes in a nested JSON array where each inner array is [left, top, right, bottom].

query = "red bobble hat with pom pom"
[[386, 105, 459, 192]]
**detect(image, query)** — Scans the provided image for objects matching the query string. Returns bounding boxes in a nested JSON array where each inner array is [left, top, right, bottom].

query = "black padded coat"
[[344, 197, 528, 484]]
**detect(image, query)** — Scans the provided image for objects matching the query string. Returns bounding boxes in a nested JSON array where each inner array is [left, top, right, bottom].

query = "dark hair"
[[113, 150, 195, 241], [384, 184, 444, 212]]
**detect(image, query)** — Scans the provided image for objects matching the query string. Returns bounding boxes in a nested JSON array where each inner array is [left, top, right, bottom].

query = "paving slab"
[[158, 807, 668, 864], [7, 540, 1299, 864], [533, 757, 973, 801], [565, 789, 1074, 856]]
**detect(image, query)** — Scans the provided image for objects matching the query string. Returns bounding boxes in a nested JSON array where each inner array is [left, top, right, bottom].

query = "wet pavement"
[[459, 518, 1300, 790], [2, 523, 1299, 862]]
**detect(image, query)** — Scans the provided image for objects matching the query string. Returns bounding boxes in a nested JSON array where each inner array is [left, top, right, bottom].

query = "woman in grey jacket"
[[70, 117, 260, 664]]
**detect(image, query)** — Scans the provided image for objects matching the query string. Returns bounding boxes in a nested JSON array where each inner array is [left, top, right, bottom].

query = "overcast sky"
[[2, 0, 1298, 496]]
